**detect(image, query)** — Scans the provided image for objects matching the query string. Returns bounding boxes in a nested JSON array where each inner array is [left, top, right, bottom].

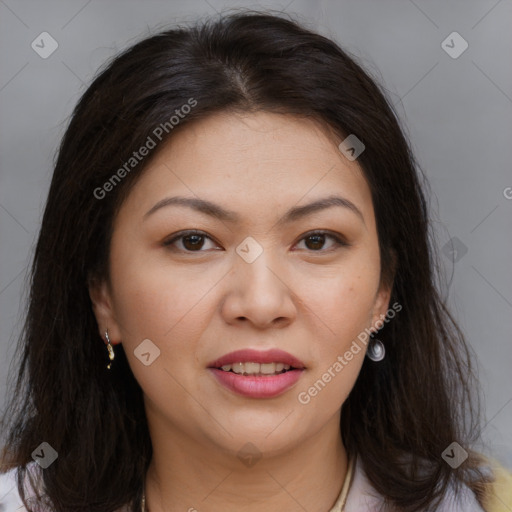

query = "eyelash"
[[162, 229, 349, 253]]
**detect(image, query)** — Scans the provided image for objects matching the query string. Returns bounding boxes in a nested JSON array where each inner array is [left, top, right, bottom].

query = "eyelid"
[[162, 229, 349, 252], [294, 229, 350, 249], [162, 229, 219, 249]]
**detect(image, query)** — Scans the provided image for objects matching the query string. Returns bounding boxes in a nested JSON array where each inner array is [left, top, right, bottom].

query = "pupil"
[[306, 234, 324, 250], [183, 234, 203, 250], [182, 234, 325, 251]]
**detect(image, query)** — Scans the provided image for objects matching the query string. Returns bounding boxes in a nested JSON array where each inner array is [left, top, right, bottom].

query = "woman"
[[0, 11, 510, 512]]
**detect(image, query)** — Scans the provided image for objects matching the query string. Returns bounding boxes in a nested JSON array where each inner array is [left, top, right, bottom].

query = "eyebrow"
[[143, 194, 365, 225]]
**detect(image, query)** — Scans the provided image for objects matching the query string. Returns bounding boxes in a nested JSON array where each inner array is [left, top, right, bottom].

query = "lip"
[[207, 348, 306, 369], [207, 348, 306, 399], [208, 367, 304, 398]]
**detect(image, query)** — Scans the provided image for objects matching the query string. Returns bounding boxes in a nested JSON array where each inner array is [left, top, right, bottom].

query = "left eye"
[[294, 231, 347, 252], [163, 230, 347, 253]]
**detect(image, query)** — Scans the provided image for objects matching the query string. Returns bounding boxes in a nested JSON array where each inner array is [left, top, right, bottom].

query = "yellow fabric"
[[481, 458, 512, 512]]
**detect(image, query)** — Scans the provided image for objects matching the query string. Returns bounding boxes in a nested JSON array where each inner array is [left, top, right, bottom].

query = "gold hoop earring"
[[105, 329, 115, 369]]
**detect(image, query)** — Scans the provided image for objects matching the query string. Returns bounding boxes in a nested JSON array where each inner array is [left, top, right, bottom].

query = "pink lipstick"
[[207, 348, 305, 399]]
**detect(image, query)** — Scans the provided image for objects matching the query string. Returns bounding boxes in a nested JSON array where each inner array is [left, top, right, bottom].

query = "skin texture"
[[89, 111, 392, 512]]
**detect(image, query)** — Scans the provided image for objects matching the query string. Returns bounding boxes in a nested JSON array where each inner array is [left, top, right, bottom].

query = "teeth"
[[260, 363, 276, 374], [219, 362, 293, 375]]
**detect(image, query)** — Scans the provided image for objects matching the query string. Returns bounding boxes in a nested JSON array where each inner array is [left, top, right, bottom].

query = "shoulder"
[[480, 457, 512, 512], [0, 462, 48, 512], [0, 465, 25, 511], [344, 454, 511, 512]]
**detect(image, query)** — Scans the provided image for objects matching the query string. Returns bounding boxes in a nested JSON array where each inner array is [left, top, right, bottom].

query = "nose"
[[220, 245, 297, 329]]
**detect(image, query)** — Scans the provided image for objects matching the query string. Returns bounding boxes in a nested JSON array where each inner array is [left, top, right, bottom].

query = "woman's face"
[[90, 111, 391, 458]]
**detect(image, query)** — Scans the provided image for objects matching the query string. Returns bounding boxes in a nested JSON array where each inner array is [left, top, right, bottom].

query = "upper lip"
[[207, 349, 306, 369]]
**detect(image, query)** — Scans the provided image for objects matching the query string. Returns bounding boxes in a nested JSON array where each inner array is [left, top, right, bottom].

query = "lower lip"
[[208, 368, 304, 398]]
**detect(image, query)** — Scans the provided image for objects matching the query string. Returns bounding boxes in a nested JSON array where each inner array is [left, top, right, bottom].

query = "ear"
[[88, 275, 123, 344], [370, 281, 393, 328], [370, 250, 397, 328]]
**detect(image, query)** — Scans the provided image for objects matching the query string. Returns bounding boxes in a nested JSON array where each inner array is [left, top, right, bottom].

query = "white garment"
[[0, 458, 487, 512], [341, 455, 486, 511], [0, 466, 24, 511]]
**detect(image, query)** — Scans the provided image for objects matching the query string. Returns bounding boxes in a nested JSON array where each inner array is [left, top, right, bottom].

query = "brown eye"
[[163, 229, 348, 254], [181, 233, 205, 251], [304, 233, 326, 250], [295, 231, 348, 252], [163, 230, 218, 252]]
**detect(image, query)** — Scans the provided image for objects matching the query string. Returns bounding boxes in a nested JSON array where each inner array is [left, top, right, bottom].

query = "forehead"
[[118, 111, 373, 223]]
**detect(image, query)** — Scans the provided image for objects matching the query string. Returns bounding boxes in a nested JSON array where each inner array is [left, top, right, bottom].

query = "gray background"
[[1, 0, 511, 468]]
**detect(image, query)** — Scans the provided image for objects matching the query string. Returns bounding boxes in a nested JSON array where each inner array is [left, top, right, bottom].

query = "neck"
[[144, 412, 347, 512]]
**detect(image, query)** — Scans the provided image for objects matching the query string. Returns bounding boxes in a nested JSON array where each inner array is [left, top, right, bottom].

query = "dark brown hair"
[[0, 10, 492, 512]]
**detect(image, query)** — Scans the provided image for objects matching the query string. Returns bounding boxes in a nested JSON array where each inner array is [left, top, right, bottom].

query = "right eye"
[[162, 230, 221, 252]]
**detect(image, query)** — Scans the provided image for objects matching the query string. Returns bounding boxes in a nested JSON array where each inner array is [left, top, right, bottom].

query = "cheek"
[[110, 260, 216, 343], [298, 257, 380, 353], [108, 259, 218, 400], [108, 235, 218, 354], [294, 264, 377, 414]]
